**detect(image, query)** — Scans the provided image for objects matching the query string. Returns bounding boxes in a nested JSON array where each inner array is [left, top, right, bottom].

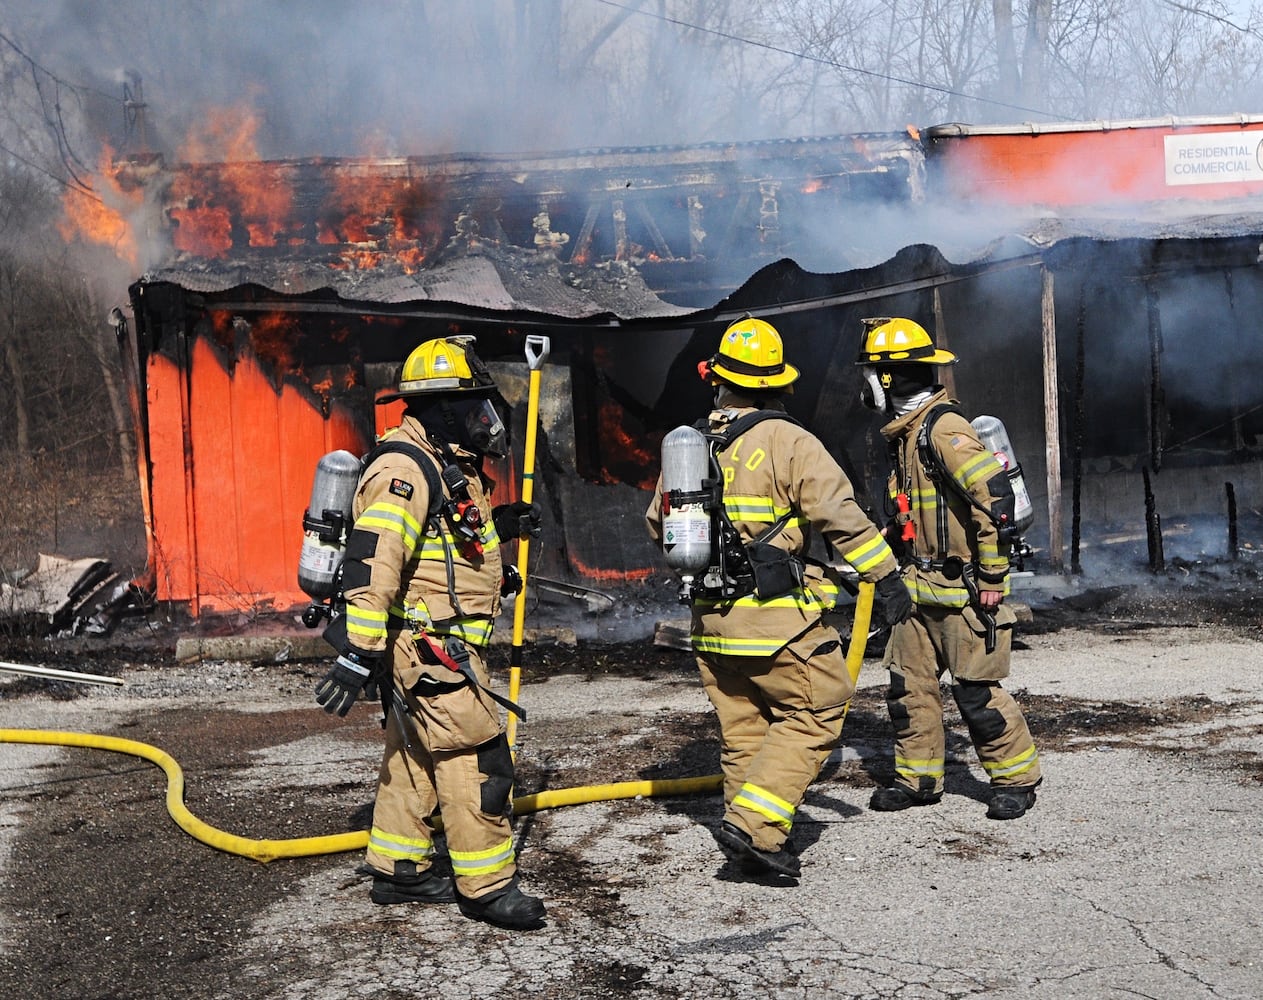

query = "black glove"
[[315, 647, 380, 717], [874, 571, 914, 626], [493, 500, 542, 541]]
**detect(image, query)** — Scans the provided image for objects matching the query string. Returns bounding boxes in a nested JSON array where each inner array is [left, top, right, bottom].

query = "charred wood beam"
[[612, 199, 628, 261], [1041, 264, 1064, 572], [757, 182, 780, 249], [634, 201, 673, 259], [932, 286, 955, 399], [1145, 279, 1165, 472], [1227, 481, 1239, 560], [569, 200, 601, 264], [1143, 466, 1164, 572], [1071, 283, 1086, 575], [719, 190, 755, 257], [687, 195, 705, 258]]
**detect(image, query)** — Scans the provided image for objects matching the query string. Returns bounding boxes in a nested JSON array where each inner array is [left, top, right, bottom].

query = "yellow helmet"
[[705, 316, 800, 390], [855, 317, 957, 366], [377, 335, 496, 402]]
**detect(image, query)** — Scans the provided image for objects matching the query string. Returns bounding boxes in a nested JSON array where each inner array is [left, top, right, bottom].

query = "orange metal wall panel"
[[188, 337, 243, 607], [146, 353, 195, 603], [228, 351, 288, 603], [147, 336, 373, 615], [934, 123, 1263, 206], [373, 396, 406, 438]]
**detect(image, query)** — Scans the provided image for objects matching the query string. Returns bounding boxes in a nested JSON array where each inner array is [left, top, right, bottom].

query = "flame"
[[317, 168, 444, 270], [801, 179, 824, 194], [248, 311, 301, 372], [170, 106, 294, 255], [171, 202, 233, 256], [396, 246, 426, 273], [341, 249, 384, 269], [57, 145, 142, 268]]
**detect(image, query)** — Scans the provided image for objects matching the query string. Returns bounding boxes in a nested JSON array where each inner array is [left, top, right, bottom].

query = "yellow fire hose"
[[0, 583, 874, 863], [506, 334, 550, 750]]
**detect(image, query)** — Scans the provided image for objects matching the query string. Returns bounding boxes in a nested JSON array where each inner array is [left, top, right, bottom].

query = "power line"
[[0, 139, 103, 202], [590, 0, 1063, 121], [0, 27, 122, 196], [0, 29, 124, 107]]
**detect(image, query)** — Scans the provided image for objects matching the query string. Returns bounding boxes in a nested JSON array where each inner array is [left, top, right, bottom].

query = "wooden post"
[[932, 285, 957, 398], [1227, 482, 1239, 560], [1070, 286, 1086, 575], [1041, 265, 1063, 571]]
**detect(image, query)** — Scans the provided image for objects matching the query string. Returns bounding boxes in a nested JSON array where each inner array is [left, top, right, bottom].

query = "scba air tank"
[[659, 425, 712, 577], [971, 415, 1034, 533], [297, 449, 362, 600]]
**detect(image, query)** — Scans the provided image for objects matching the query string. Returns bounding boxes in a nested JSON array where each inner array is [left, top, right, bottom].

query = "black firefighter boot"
[[986, 780, 1041, 820], [368, 860, 457, 905], [715, 821, 801, 879], [457, 879, 547, 930], [868, 783, 942, 812]]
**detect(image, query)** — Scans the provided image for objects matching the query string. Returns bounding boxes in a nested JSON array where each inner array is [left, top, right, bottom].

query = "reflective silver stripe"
[[983, 745, 1039, 780], [449, 837, 515, 876], [842, 533, 895, 574], [369, 826, 435, 861], [692, 634, 785, 656], [358, 503, 422, 556], [732, 782, 795, 830], [431, 617, 494, 647], [894, 756, 945, 780], [346, 605, 388, 643], [957, 451, 1002, 491]]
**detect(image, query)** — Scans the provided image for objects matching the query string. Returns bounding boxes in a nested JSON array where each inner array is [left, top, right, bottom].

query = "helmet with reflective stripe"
[[378, 335, 496, 402], [855, 317, 957, 366], [706, 316, 799, 390]]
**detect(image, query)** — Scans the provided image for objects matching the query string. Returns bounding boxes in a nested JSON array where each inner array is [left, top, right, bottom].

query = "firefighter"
[[856, 317, 1042, 820], [645, 316, 911, 879], [314, 335, 547, 930]]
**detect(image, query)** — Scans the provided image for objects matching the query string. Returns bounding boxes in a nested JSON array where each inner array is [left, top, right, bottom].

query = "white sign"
[[1164, 131, 1263, 186]]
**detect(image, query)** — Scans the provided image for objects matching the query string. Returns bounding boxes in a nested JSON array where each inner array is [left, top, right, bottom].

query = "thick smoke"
[[7, 1, 769, 160]]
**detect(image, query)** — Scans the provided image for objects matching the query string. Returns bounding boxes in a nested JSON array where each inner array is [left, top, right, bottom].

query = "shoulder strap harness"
[[914, 403, 1021, 551], [691, 409, 806, 602], [359, 437, 525, 721]]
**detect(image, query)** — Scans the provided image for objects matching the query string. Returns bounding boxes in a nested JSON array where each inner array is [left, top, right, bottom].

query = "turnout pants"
[[365, 636, 517, 899], [883, 603, 1040, 795], [697, 621, 850, 854]]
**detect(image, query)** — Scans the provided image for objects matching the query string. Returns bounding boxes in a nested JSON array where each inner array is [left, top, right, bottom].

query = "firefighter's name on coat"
[[389, 478, 415, 500]]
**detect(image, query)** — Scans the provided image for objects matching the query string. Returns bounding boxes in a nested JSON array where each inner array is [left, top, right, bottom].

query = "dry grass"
[[0, 456, 146, 579]]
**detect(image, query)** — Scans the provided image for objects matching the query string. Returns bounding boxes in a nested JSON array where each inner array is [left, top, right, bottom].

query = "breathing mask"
[[454, 397, 507, 458], [860, 366, 893, 415]]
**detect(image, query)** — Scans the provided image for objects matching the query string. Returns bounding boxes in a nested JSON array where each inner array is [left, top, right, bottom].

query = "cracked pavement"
[[2, 623, 1261, 999]]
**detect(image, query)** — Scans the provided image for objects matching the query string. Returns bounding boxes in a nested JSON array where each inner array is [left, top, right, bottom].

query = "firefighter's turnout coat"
[[646, 401, 898, 854], [342, 414, 518, 898], [879, 389, 1041, 794]]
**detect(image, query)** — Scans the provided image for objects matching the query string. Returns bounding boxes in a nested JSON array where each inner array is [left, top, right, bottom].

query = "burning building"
[[86, 115, 1263, 615]]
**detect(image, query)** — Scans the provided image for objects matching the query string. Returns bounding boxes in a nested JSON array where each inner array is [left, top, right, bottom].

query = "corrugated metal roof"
[[924, 113, 1263, 138], [141, 243, 693, 320]]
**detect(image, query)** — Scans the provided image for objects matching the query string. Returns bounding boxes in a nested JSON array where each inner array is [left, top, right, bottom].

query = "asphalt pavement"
[[2, 622, 1261, 999]]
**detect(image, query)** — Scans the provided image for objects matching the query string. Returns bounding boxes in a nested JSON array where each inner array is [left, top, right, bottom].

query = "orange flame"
[[170, 106, 294, 255], [57, 145, 142, 268], [248, 311, 301, 372]]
